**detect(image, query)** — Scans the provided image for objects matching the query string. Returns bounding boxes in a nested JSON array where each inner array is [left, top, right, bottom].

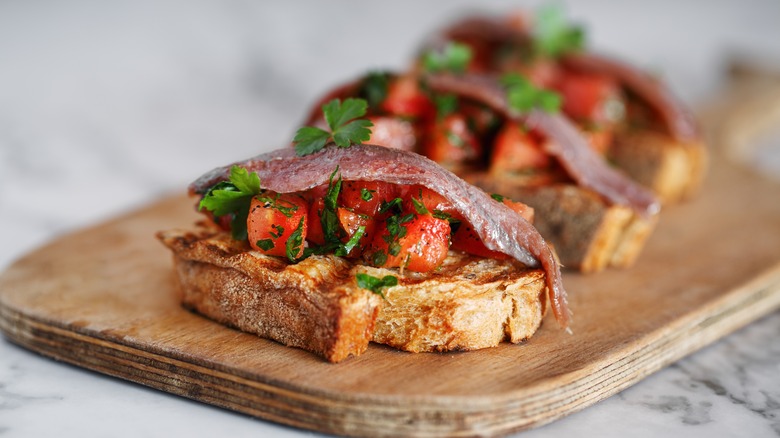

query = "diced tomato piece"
[[580, 127, 613, 155], [553, 72, 622, 125], [367, 116, 417, 151], [336, 208, 376, 258], [490, 122, 550, 174], [302, 183, 329, 203], [339, 181, 401, 216], [500, 197, 534, 223], [306, 198, 326, 246], [451, 223, 509, 260], [367, 213, 450, 273], [381, 75, 435, 119], [421, 113, 481, 167], [247, 193, 308, 259], [451, 195, 532, 258], [400, 185, 459, 218]]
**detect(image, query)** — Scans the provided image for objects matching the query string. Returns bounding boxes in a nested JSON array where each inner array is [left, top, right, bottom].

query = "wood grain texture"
[[1, 152, 779, 437]]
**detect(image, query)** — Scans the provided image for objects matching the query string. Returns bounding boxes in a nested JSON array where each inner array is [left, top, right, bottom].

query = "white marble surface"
[[1, 1, 779, 437]]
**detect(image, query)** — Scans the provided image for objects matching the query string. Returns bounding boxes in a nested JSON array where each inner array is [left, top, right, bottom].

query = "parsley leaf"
[[292, 126, 330, 156], [411, 191, 429, 215], [533, 4, 585, 58], [320, 167, 344, 245], [360, 71, 390, 109], [360, 188, 375, 201], [199, 165, 264, 241], [256, 239, 275, 251], [378, 197, 403, 215], [433, 93, 458, 120], [491, 193, 506, 202], [356, 273, 398, 299], [501, 73, 562, 114], [285, 217, 305, 262], [422, 42, 473, 73], [294, 98, 374, 156], [335, 225, 366, 257]]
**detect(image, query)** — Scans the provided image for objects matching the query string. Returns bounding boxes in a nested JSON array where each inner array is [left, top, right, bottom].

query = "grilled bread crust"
[[467, 175, 658, 273], [610, 131, 708, 204], [157, 228, 548, 362]]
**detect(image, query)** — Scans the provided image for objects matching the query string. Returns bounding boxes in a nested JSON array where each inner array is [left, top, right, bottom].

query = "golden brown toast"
[[610, 131, 708, 204], [157, 228, 548, 362], [467, 175, 657, 273]]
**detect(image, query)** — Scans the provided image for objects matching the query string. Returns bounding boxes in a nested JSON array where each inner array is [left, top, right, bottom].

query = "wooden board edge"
[[1, 263, 779, 438]]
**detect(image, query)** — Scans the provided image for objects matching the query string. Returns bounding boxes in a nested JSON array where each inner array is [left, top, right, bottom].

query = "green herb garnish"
[[371, 250, 388, 267], [433, 94, 458, 120], [269, 224, 284, 239], [356, 273, 398, 299], [501, 73, 562, 114], [293, 98, 374, 156], [336, 225, 366, 257], [491, 193, 506, 202], [411, 196, 429, 215], [256, 239, 275, 251], [533, 4, 585, 58], [199, 165, 264, 241], [378, 197, 403, 215], [433, 210, 459, 223], [360, 188, 375, 201], [320, 167, 344, 245], [361, 71, 390, 110], [422, 42, 473, 73], [255, 193, 299, 218], [285, 217, 305, 262]]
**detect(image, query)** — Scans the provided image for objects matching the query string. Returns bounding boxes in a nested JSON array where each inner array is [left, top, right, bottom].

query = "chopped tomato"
[[450, 195, 531, 258], [400, 185, 458, 218], [306, 198, 326, 245], [302, 183, 329, 203], [490, 122, 550, 174], [367, 116, 417, 151], [367, 213, 450, 273], [554, 72, 622, 125], [247, 193, 308, 259], [421, 113, 481, 167], [500, 196, 534, 223], [381, 75, 435, 119], [451, 223, 509, 260], [339, 181, 401, 216], [337, 208, 376, 258]]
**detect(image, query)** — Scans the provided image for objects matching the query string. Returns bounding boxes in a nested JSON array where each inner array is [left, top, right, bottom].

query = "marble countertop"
[[1, 1, 779, 437]]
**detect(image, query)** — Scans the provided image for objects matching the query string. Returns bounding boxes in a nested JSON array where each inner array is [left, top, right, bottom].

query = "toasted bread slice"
[[157, 228, 548, 362], [610, 131, 708, 204], [467, 174, 657, 273]]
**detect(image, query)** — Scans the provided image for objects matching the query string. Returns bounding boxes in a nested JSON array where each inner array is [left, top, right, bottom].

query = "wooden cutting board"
[[0, 150, 778, 437]]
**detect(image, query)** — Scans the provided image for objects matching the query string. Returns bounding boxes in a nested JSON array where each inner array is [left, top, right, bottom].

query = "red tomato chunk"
[[247, 193, 308, 259], [237, 181, 531, 273]]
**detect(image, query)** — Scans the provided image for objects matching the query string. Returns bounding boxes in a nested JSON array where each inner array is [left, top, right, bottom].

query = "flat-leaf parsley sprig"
[[422, 42, 472, 74], [356, 273, 398, 299], [198, 165, 264, 241], [293, 98, 374, 156], [533, 4, 585, 58], [501, 73, 562, 114]]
